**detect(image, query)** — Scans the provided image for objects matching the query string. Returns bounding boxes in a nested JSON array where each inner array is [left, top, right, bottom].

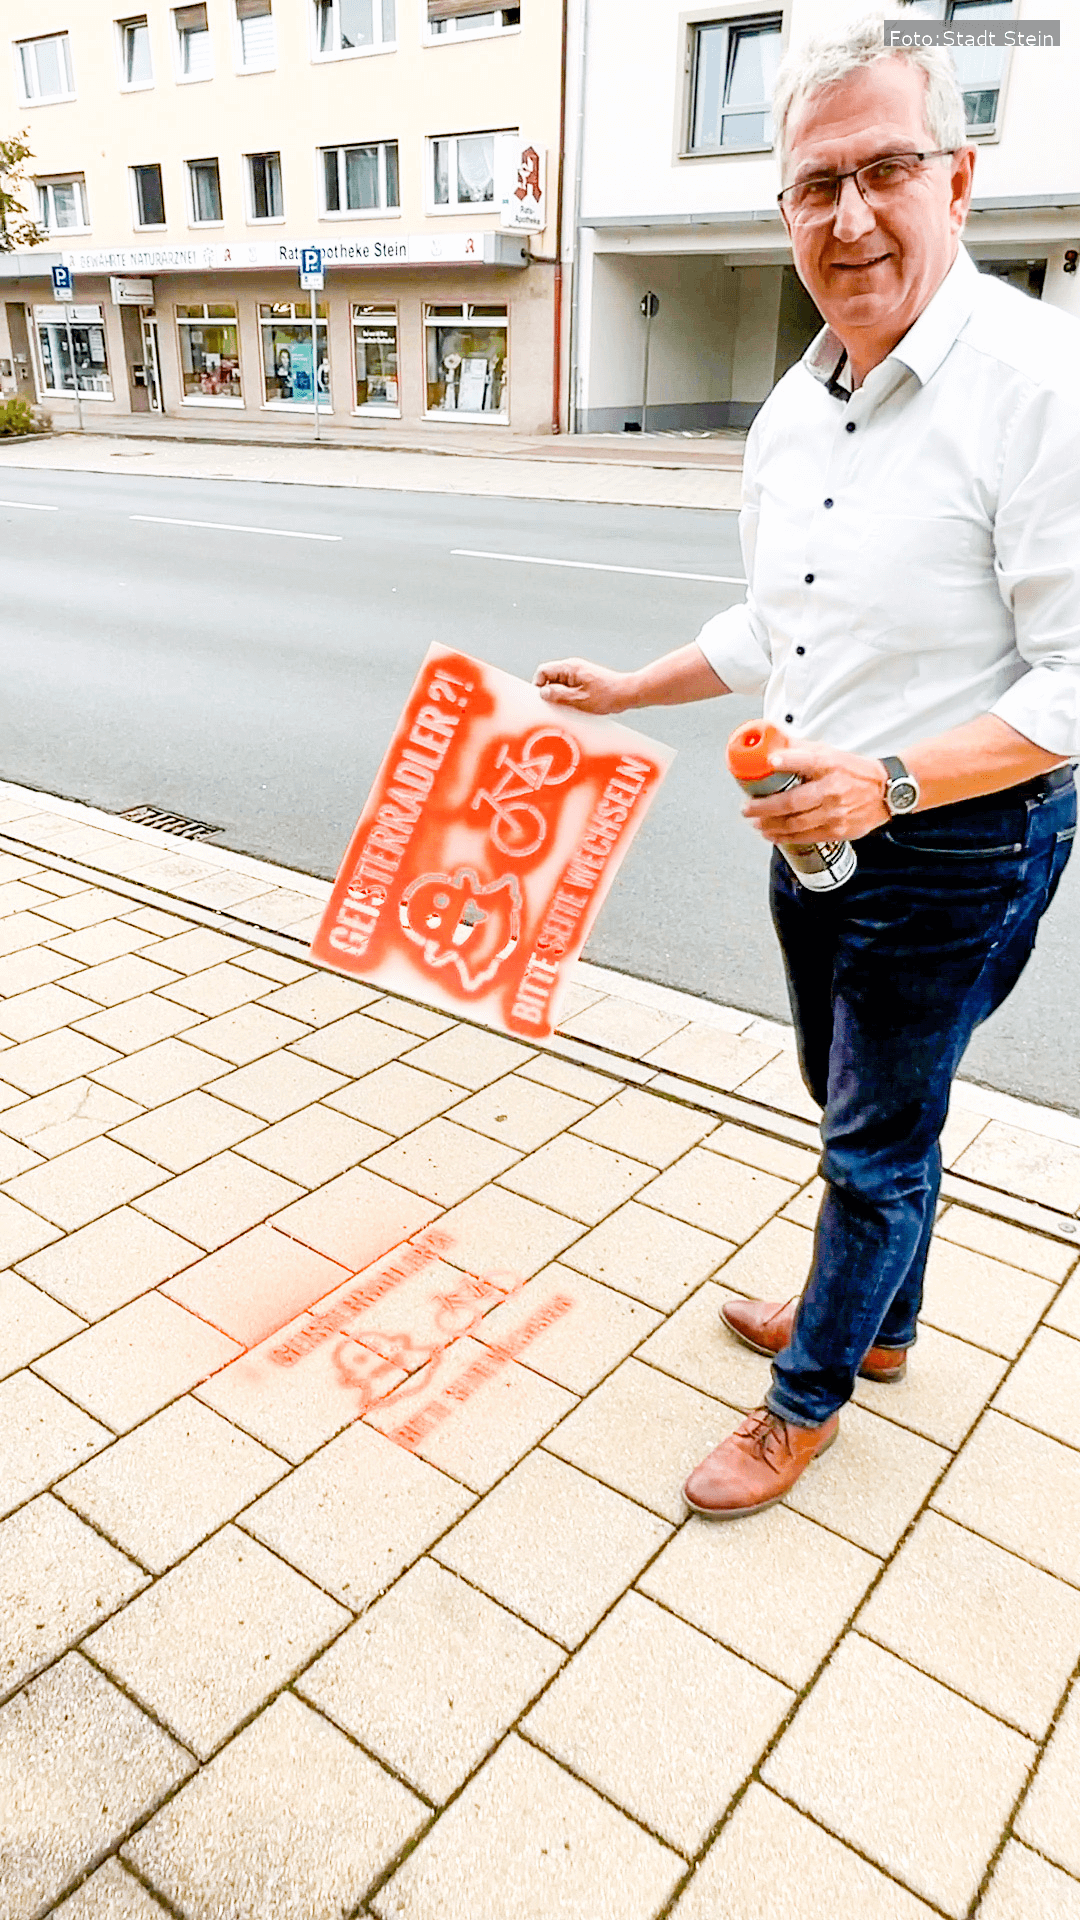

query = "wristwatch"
[[881, 755, 920, 816]]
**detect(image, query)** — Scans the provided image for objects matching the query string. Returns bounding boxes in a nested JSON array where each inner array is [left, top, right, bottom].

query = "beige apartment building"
[[0, 0, 564, 432]]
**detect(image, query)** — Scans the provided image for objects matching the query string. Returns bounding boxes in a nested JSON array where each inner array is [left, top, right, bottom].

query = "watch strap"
[[881, 756, 909, 785]]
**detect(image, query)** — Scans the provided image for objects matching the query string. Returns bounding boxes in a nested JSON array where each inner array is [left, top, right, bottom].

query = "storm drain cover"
[[115, 804, 222, 841]]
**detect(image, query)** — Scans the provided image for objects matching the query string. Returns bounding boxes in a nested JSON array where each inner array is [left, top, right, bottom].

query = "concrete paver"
[[858, 1510, 1080, 1738], [297, 1557, 563, 1803], [0, 1495, 147, 1699], [0, 1269, 83, 1378], [523, 1590, 792, 1854], [763, 1634, 1036, 1915], [667, 1783, 941, 1920], [370, 1735, 684, 1920], [0, 1654, 193, 1919], [124, 1691, 426, 1919], [640, 1504, 880, 1689], [1, 812, 1080, 1915], [58, 1395, 286, 1572]]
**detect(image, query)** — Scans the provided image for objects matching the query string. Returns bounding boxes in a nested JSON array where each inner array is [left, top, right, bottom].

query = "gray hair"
[[772, 14, 968, 175]]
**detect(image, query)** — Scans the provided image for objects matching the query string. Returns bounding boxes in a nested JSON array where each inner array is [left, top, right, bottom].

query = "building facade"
[[570, 0, 1080, 432], [0, 0, 564, 432]]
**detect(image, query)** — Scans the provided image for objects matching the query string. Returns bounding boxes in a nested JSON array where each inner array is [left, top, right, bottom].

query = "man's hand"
[[534, 658, 634, 715], [744, 740, 889, 844]]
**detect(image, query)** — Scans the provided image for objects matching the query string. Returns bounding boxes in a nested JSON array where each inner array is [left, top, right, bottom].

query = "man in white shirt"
[[536, 18, 1079, 1519]]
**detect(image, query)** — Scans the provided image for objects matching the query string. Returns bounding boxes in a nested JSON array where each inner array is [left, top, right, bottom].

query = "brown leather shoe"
[[684, 1406, 839, 1518], [720, 1296, 907, 1384]]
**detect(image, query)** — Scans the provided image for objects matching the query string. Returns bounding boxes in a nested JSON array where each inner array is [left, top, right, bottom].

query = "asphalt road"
[[1, 466, 1076, 1113]]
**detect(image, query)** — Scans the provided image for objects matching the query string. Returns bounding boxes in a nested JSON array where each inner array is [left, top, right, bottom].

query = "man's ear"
[[949, 144, 976, 231]]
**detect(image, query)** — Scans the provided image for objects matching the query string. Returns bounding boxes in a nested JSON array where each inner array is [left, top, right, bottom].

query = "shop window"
[[174, 3, 212, 78], [898, 0, 1015, 132], [321, 141, 399, 213], [259, 300, 330, 408], [427, 2, 520, 37], [119, 16, 153, 86], [236, 0, 275, 68], [354, 305, 398, 411], [248, 151, 283, 220], [176, 302, 243, 403], [34, 305, 111, 397], [132, 162, 166, 226], [431, 132, 507, 207], [188, 157, 223, 223], [687, 15, 782, 153], [425, 302, 507, 418], [17, 33, 75, 103], [37, 177, 89, 233], [313, 0, 396, 56]]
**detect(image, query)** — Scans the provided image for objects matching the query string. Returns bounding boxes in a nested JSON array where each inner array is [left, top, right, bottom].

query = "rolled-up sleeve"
[[694, 429, 773, 697], [990, 374, 1080, 757]]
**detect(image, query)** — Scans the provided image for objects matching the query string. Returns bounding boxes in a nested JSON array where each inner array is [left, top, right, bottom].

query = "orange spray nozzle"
[[726, 721, 790, 784]]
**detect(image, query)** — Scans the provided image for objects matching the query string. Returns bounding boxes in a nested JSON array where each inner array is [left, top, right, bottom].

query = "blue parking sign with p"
[[51, 262, 74, 300], [300, 246, 324, 289]]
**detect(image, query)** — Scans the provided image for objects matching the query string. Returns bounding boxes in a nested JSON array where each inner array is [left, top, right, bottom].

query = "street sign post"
[[51, 262, 83, 433], [299, 248, 324, 441], [639, 291, 659, 435]]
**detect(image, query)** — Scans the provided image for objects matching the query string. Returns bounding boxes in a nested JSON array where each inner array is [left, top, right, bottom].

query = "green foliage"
[[0, 130, 46, 251], [0, 394, 51, 437]]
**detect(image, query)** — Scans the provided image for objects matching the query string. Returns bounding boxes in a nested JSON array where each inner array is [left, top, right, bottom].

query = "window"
[[432, 132, 502, 206], [322, 142, 399, 213], [260, 301, 329, 408], [354, 304, 398, 411], [132, 162, 166, 225], [247, 151, 283, 219], [427, 2, 519, 37], [188, 158, 222, 223], [119, 16, 153, 85], [176, 302, 242, 402], [236, 0, 275, 68], [687, 15, 782, 152], [34, 304, 112, 398], [37, 177, 89, 232], [899, 0, 1014, 131], [314, 0, 395, 55], [174, 3, 212, 77], [17, 33, 74, 102], [425, 302, 507, 417]]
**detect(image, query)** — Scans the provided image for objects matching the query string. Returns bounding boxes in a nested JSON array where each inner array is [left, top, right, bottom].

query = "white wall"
[[585, 253, 736, 412], [579, 0, 1080, 223]]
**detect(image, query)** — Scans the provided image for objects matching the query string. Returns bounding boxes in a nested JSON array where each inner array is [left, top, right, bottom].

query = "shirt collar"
[[803, 242, 981, 396]]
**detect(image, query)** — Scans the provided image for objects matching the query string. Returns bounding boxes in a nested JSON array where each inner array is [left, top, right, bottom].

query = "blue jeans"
[[765, 772, 1076, 1429]]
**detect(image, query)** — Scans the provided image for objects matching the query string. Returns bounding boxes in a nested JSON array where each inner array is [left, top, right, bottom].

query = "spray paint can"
[[727, 720, 857, 893]]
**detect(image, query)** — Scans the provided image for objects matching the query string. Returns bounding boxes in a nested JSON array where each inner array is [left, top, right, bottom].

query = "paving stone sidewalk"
[[0, 430, 744, 512], [2, 787, 1080, 1920]]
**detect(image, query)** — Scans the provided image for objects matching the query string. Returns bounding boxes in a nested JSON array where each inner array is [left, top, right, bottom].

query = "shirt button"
[[785, 713, 794, 724], [823, 498, 834, 508], [845, 421, 856, 433], [804, 573, 815, 584], [796, 646, 805, 656]]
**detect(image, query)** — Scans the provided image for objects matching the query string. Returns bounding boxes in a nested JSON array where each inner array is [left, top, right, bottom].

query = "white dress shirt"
[[695, 243, 1080, 760]]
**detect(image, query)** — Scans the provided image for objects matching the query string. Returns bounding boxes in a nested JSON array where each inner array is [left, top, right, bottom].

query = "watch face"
[[889, 779, 919, 813]]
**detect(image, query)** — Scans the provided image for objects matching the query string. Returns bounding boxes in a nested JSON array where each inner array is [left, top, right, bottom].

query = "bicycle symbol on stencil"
[[470, 729, 580, 857]]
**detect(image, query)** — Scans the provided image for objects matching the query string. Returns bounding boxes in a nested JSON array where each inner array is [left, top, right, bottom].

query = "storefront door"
[[141, 314, 162, 412]]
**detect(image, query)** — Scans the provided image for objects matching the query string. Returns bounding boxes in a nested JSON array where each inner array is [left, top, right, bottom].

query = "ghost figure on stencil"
[[399, 868, 522, 991]]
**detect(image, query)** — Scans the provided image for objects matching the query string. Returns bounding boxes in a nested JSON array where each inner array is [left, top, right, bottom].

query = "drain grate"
[[115, 804, 222, 841]]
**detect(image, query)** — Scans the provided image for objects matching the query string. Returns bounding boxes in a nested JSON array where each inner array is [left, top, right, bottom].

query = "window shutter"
[[428, 0, 497, 20], [236, 0, 271, 17], [175, 4, 208, 29]]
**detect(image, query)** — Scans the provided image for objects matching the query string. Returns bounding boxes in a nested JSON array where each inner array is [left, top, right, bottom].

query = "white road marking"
[[451, 547, 745, 584], [131, 515, 342, 542], [0, 499, 59, 511]]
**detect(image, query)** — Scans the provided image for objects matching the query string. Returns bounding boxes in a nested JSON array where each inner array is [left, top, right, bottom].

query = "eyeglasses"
[[777, 150, 957, 224]]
